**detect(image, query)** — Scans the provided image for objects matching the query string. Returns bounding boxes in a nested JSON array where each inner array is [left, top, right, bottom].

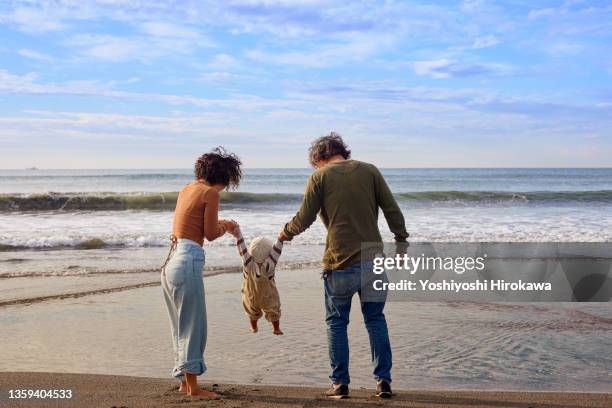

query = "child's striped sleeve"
[[268, 238, 284, 267], [236, 232, 252, 266]]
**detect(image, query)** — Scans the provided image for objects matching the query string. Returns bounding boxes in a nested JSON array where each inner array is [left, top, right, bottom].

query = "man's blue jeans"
[[323, 262, 392, 385]]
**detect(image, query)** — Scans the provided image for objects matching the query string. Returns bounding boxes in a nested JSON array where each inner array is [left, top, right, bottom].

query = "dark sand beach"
[[1, 372, 610, 408]]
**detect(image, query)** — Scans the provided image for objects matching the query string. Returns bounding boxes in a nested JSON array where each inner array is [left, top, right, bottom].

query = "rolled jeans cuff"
[[174, 360, 206, 379]]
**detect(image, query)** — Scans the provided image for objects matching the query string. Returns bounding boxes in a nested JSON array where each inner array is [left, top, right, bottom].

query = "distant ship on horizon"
[[25, 167, 39, 170]]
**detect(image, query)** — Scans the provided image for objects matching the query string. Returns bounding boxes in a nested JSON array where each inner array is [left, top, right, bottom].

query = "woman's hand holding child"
[[219, 219, 239, 236]]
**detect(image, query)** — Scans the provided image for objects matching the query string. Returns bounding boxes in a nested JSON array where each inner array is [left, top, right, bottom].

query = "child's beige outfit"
[[235, 232, 283, 322]]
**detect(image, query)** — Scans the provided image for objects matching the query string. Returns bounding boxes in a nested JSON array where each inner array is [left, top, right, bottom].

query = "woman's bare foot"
[[179, 381, 188, 393], [184, 372, 220, 398], [272, 320, 283, 335], [188, 388, 220, 398], [250, 320, 258, 333]]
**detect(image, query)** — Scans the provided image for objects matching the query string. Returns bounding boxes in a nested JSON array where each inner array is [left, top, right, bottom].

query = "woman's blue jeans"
[[323, 262, 392, 386], [161, 239, 207, 382]]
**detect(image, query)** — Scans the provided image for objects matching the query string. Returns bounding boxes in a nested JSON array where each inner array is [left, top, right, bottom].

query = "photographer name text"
[[373, 279, 552, 292]]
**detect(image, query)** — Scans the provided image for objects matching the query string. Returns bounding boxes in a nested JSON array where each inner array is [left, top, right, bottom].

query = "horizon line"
[[2, 166, 612, 171]]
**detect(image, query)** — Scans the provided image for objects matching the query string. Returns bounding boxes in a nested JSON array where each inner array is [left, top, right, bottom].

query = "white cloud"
[[472, 35, 500, 49], [0, 69, 287, 111], [412, 59, 515, 79], [247, 35, 390, 68], [17, 48, 52, 61], [139, 21, 201, 39], [206, 53, 240, 69], [2, 71, 612, 168], [545, 41, 584, 56], [459, 0, 488, 13], [138, 21, 215, 48], [528, 8, 557, 20], [228, 0, 326, 5], [413, 59, 454, 79], [81, 36, 143, 62], [65, 31, 215, 62], [0, 69, 123, 97], [0, 0, 388, 39], [0, 70, 42, 93], [199, 72, 250, 83], [8, 7, 66, 33]]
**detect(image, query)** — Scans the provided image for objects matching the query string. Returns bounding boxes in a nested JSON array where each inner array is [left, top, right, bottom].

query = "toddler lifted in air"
[[228, 224, 284, 335]]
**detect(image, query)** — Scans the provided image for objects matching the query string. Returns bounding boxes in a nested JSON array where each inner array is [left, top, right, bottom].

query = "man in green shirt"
[[280, 133, 408, 399]]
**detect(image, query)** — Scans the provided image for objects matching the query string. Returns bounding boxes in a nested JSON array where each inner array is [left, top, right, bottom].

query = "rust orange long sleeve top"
[[172, 181, 227, 245]]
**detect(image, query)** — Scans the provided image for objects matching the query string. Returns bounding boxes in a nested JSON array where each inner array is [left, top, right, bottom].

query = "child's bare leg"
[[184, 372, 219, 398], [250, 319, 258, 333], [272, 320, 283, 335], [179, 379, 188, 393]]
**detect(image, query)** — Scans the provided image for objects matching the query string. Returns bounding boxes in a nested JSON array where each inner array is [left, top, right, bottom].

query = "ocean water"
[[2, 168, 612, 252], [2, 167, 612, 298], [1, 168, 611, 390]]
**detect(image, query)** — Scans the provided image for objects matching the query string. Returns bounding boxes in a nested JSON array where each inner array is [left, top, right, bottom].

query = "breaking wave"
[[2, 190, 612, 213], [396, 190, 612, 203], [0, 191, 302, 212]]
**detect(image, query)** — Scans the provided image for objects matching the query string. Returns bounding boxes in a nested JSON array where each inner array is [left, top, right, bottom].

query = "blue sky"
[[0, 0, 611, 168]]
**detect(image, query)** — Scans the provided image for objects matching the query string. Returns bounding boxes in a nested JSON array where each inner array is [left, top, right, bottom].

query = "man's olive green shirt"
[[283, 160, 409, 270]]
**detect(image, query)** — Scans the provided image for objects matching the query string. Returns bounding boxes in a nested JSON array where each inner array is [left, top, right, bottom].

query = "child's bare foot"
[[179, 381, 188, 393], [188, 388, 220, 398], [250, 320, 258, 333], [272, 320, 283, 335]]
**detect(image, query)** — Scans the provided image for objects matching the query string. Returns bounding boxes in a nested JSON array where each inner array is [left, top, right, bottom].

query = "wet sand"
[[1, 372, 610, 408], [1, 267, 611, 391]]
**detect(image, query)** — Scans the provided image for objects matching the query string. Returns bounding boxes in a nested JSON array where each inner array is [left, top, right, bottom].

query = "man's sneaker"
[[375, 380, 392, 398], [324, 384, 349, 399]]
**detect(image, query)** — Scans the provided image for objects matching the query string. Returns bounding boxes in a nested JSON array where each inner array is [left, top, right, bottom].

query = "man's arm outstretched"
[[281, 174, 322, 240], [374, 167, 409, 242]]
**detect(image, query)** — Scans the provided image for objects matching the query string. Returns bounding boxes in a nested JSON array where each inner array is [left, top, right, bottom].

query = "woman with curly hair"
[[161, 147, 242, 398]]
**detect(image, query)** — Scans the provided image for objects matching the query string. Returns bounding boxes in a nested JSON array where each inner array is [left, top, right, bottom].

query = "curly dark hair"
[[308, 132, 351, 167], [194, 147, 243, 189]]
